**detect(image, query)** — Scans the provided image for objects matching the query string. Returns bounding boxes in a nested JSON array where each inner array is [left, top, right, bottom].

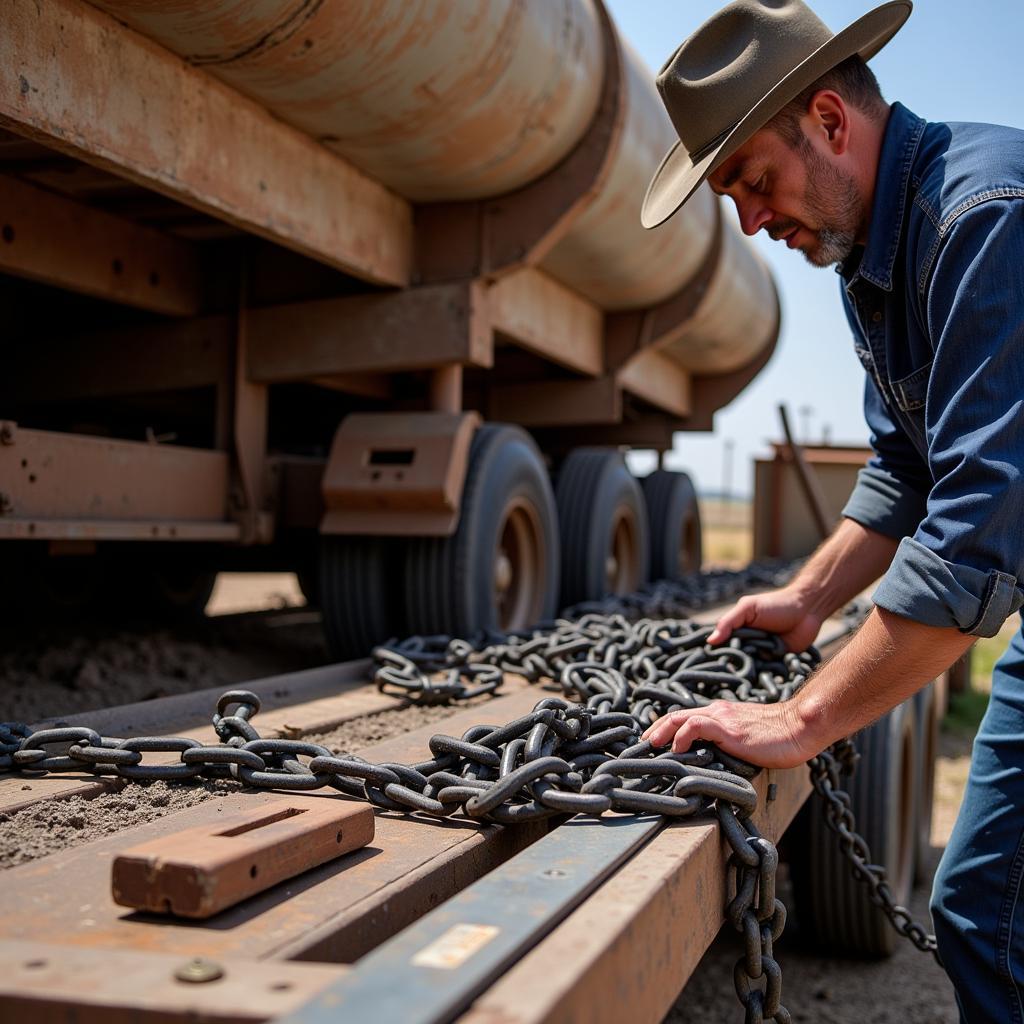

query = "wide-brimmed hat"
[[641, 0, 911, 229]]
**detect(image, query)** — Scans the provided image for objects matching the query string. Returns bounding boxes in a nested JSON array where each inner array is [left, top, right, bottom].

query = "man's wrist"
[[789, 682, 834, 757]]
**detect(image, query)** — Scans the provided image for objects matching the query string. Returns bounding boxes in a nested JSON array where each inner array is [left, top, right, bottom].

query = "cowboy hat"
[[641, 0, 911, 229]]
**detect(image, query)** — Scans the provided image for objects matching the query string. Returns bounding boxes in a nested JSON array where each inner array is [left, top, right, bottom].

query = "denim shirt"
[[839, 102, 1024, 637]]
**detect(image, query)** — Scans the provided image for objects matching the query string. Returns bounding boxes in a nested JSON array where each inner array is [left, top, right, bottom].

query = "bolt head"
[[174, 958, 224, 984]]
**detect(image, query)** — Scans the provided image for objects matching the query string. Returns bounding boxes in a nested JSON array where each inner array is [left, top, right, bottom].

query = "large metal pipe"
[[87, 0, 777, 374], [86, 0, 604, 202]]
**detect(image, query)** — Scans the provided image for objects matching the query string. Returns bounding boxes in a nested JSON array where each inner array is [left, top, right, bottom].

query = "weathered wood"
[[113, 799, 375, 919], [0, 689, 549, 963], [616, 350, 692, 418], [246, 282, 492, 382], [0, 425, 232, 523], [488, 269, 604, 377], [0, 0, 411, 286], [0, 173, 201, 315], [457, 767, 810, 1024], [0, 665, 535, 816], [0, 941, 347, 1023]]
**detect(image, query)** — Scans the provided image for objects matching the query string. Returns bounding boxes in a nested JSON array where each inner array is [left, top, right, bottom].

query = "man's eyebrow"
[[710, 159, 746, 195]]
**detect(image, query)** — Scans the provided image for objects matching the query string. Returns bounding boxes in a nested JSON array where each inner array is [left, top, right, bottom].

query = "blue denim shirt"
[[839, 102, 1024, 637]]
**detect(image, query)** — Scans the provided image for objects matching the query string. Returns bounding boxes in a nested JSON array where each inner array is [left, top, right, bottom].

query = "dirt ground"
[[0, 572, 980, 1022]]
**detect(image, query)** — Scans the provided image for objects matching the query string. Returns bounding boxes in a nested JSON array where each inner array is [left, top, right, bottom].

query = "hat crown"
[[657, 0, 834, 156]]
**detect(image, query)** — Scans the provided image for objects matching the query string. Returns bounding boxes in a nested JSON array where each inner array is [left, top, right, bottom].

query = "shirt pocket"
[[889, 360, 932, 452]]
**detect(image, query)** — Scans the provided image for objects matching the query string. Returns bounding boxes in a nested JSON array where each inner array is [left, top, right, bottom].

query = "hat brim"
[[640, 0, 912, 229]]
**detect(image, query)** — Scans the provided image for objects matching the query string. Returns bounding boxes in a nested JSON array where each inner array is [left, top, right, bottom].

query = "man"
[[639, 1, 1024, 1020]]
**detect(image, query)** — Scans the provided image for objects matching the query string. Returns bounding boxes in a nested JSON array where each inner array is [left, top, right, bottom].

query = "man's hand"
[[641, 699, 813, 769], [708, 586, 823, 651]]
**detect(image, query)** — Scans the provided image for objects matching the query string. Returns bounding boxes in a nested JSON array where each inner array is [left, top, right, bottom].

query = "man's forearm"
[[794, 606, 974, 750], [789, 517, 900, 622]]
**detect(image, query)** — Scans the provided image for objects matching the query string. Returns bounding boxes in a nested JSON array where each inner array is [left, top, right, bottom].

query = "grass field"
[[699, 497, 753, 568]]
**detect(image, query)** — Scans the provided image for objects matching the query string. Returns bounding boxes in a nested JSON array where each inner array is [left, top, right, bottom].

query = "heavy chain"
[[808, 748, 940, 961], [0, 568, 935, 1021]]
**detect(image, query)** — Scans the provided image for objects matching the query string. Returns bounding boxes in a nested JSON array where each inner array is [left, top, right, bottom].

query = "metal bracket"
[[320, 412, 481, 537]]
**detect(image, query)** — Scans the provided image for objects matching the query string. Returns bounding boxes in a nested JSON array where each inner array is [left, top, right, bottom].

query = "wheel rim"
[[678, 515, 699, 576], [606, 505, 642, 595], [494, 497, 545, 631], [895, 718, 916, 900]]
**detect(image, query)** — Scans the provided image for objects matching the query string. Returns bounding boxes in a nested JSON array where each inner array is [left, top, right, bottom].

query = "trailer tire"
[[404, 424, 559, 636], [641, 469, 702, 581], [556, 449, 649, 607], [913, 682, 939, 884], [790, 699, 918, 957], [320, 536, 405, 660]]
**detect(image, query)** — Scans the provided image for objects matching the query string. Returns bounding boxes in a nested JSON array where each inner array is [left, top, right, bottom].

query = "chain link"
[[0, 563, 933, 1019], [808, 748, 940, 960]]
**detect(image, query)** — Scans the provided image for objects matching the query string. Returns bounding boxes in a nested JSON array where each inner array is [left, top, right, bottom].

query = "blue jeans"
[[932, 621, 1024, 1022]]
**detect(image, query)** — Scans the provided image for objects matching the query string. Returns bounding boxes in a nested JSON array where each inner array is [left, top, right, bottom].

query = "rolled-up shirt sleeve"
[[842, 371, 929, 539], [872, 200, 1024, 636]]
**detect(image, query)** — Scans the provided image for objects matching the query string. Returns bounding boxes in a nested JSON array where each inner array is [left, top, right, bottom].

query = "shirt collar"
[[839, 101, 926, 291]]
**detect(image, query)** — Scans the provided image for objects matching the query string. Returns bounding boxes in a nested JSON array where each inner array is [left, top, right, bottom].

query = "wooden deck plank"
[[0, 0, 411, 286], [0, 689, 548, 964], [0, 940, 347, 1023]]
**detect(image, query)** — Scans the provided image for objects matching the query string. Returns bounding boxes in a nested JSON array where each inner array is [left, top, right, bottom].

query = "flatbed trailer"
[[1, 0, 780, 654], [0, 599, 943, 1024]]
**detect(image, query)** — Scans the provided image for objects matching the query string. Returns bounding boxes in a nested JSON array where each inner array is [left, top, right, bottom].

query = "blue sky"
[[608, 1, 1024, 496]]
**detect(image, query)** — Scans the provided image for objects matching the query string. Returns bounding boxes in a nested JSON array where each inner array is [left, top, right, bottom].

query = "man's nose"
[[735, 199, 772, 237]]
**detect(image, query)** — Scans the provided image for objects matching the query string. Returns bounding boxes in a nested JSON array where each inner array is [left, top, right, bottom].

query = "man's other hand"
[[708, 587, 823, 652]]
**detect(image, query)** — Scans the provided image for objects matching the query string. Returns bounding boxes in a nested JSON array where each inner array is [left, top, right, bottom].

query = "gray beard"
[[801, 148, 863, 268]]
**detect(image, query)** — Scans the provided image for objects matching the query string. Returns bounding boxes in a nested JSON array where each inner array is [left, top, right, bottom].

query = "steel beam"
[[0, 0, 411, 287], [489, 378, 621, 427], [277, 816, 660, 1024], [0, 941, 347, 1024], [0, 173, 201, 315], [488, 269, 604, 378], [246, 282, 492, 382], [616, 350, 692, 418], [0, 423, 230, 524]]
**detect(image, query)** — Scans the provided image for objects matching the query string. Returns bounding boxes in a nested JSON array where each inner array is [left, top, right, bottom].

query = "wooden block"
[[112, 799, 374, 919]]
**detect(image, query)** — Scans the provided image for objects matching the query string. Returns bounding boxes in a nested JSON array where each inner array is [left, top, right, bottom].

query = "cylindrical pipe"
[[87, 0, 604, 202], [661, 226, 778, 374], [89, 0, 779, 373]]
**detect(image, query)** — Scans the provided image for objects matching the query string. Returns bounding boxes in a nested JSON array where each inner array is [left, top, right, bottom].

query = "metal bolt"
[[0, 421, 14, 445], [174, 958, 224, 984], [766, 783, 777, 802], [540, 868, 568, 880], [0, 492, 12, 516]]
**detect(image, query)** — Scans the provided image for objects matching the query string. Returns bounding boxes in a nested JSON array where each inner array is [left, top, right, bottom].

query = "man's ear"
[[808, 89, 850, 155]]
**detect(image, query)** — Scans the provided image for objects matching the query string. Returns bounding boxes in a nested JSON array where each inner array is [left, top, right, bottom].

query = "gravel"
[[0, 608, 327, 723]]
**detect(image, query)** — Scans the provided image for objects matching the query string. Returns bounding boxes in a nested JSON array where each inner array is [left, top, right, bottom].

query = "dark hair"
[[768, 56, 887, 150]]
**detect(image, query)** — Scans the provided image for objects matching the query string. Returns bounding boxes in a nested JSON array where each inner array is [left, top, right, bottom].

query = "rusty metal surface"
[[0, 0, 411, 286], [245, 282, 492, 383], [661, 223, 781, 374], [0, 941, 347, 1024], [113, 799, 375, 919], [320, 412, 481, 537], [0, 425, 231, 524], [457, 767, 810, 1024], [0, 173, 201, 315], [85, 0, 603, 204], [0, 689, 548, 963], [488, 270, 604, 378]]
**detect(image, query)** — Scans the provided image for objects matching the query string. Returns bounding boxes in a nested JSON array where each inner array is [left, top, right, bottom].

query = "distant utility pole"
[[798, 404, 814, 443], [722, 438, 735, 521]]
